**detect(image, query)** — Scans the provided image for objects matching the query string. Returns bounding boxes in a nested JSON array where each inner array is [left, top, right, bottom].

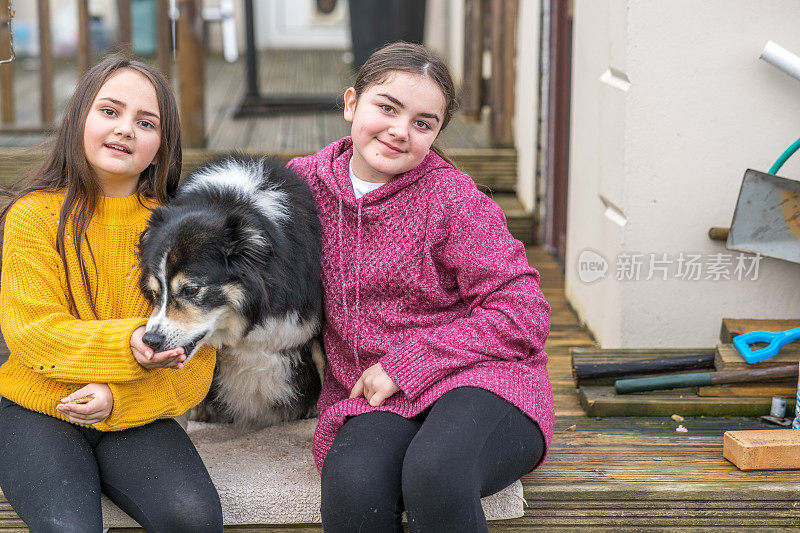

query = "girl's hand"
[[56, 383, 113, 425], [130, 326, 187, 369], [349, 362, 400, 407]]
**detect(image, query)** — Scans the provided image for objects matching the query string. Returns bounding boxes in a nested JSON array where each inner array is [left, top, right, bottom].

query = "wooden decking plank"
[[579, 386, 785, 417]]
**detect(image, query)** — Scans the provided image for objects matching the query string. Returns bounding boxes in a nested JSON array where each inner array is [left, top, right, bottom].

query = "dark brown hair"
[[0, 53, 182, 318], [352, 41, 458, 164]]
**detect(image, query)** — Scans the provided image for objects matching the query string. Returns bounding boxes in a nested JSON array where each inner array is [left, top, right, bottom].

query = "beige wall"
[[566, 0, 800, 347]]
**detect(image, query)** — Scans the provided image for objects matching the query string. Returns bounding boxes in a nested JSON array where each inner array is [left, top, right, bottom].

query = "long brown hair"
[[0, 53, 182, 318], [352, 41, 458, 166]]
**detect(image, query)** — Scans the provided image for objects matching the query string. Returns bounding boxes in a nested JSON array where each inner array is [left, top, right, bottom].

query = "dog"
[[137, 154, 324, 428]]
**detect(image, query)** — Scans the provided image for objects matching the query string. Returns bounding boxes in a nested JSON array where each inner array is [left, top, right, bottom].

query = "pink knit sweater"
[[288, 137, 554, 472]]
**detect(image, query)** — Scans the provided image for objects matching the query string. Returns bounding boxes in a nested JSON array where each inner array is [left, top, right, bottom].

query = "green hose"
[[770, 136, 800, 174]]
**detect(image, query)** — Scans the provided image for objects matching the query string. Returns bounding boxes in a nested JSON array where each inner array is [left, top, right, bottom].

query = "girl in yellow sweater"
[[0, 54, 221, 532]]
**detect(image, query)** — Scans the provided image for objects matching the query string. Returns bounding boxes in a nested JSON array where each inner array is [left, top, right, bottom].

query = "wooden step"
[[0, 149, 529, 243], [493, 193, 533, 244], [0, 147, 518, 193]]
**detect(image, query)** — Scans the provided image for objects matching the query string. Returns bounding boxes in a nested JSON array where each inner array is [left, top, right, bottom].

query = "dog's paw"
[[189, 402, 213, 423]]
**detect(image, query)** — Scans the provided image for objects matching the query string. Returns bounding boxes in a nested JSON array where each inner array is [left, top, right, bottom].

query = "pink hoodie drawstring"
[[337, 196, 349, 341], [353, 199, 363, 370], [338, 194, 362, 371]]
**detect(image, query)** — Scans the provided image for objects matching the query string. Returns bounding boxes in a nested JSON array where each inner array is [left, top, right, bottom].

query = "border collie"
[[138, 154, 324, 427]]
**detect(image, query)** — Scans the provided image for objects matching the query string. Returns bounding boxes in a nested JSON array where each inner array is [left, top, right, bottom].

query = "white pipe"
[[220, 0, 238, 63], [760, 41, 800, 83]]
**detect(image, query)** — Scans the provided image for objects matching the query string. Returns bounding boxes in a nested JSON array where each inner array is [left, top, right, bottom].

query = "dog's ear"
[[223, 215, 272, 269], [223, 218, 273, 320]]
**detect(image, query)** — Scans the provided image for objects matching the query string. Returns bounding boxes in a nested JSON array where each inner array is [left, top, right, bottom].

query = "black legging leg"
[[320, 388, 545, 533], [402, 387, 545, 533], [96, 418, 223, 533], [320, 411, 421, 532], [0, 400, 104, 532], [0, 400, 222, 533]]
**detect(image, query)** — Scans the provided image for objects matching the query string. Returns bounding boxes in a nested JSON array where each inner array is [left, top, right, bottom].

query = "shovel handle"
[[733, 326, 800, 364], [614, 372, 712, 394]]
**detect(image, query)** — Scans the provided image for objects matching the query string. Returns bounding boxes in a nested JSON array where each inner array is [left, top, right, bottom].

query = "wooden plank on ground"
[[578, 386, 791, 417], [697, 381, 797, 398]]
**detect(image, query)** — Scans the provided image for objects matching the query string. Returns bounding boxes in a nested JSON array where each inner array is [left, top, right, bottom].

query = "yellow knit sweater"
[[0, 190, 215, 431]]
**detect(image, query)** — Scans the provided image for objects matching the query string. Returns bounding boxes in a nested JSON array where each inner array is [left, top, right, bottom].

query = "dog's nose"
[[142, 330, 166, 353]]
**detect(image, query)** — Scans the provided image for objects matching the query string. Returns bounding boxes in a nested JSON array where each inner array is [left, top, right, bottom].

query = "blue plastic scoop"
[[732, 326, 800, 363]]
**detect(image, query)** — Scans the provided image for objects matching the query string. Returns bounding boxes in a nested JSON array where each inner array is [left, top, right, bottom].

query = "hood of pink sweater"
[[312, 136, 451, 209]]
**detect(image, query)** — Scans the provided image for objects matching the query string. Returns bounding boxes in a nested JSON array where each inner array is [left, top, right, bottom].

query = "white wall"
[[514, 0, 541, 212], [567, 0, 800, 348]]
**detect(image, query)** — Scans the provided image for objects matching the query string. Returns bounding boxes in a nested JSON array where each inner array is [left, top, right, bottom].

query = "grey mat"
[[101, 418, 525, 526]]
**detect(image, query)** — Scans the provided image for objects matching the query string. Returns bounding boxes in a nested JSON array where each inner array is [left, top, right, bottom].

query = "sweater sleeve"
[[379, 184, 551, 400], [0, 201, 148, 383], [95, 345, 216, 431]]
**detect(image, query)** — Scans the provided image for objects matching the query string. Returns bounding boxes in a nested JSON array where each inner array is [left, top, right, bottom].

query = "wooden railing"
[[0, 1, 520, 150], [0, 0, 205, 146], [462, 0, 518, 148]]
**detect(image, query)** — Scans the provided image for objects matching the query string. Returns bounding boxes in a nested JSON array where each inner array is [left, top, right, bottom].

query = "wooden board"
[[720, 318, 800, 343], [723, 429, 800, 470], [578, 386, 794, 417], [714, 343, 800, 371], [571, 347, 714, 386], [697, 381, 797, 398]]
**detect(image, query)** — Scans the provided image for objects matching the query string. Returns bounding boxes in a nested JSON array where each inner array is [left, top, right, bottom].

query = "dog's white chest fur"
[[211, 314, 320, 427], [214, 346, 298, 427]]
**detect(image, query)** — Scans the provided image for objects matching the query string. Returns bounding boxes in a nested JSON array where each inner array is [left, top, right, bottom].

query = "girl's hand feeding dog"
[[56, 383, 113, 425], [130, 326, 186, 369]]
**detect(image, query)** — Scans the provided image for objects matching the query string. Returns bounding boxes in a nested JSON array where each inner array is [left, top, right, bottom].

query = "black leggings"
[[320, 386, 545, 533], [0, 398, 222, 533]]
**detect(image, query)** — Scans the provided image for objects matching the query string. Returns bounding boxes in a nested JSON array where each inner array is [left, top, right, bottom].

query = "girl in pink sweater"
[[288, 42, 553, 532]]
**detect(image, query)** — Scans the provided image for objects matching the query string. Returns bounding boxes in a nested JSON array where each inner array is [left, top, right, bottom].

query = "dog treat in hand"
[[64, 395, 94, 405]]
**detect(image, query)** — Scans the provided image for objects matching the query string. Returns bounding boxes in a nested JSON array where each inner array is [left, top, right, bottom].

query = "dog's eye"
[[183, 285, 200, 297]]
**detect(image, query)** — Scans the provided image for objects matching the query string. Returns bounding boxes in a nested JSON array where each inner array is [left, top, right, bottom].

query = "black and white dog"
[[138, 154, 324, 427]]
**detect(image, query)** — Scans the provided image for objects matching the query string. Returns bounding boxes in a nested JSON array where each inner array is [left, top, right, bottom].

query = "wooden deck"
[[3, 248, 800, 531]]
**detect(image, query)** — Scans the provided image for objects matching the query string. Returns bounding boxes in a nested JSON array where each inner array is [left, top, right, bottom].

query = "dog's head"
[[138, 203, 273, 360]]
